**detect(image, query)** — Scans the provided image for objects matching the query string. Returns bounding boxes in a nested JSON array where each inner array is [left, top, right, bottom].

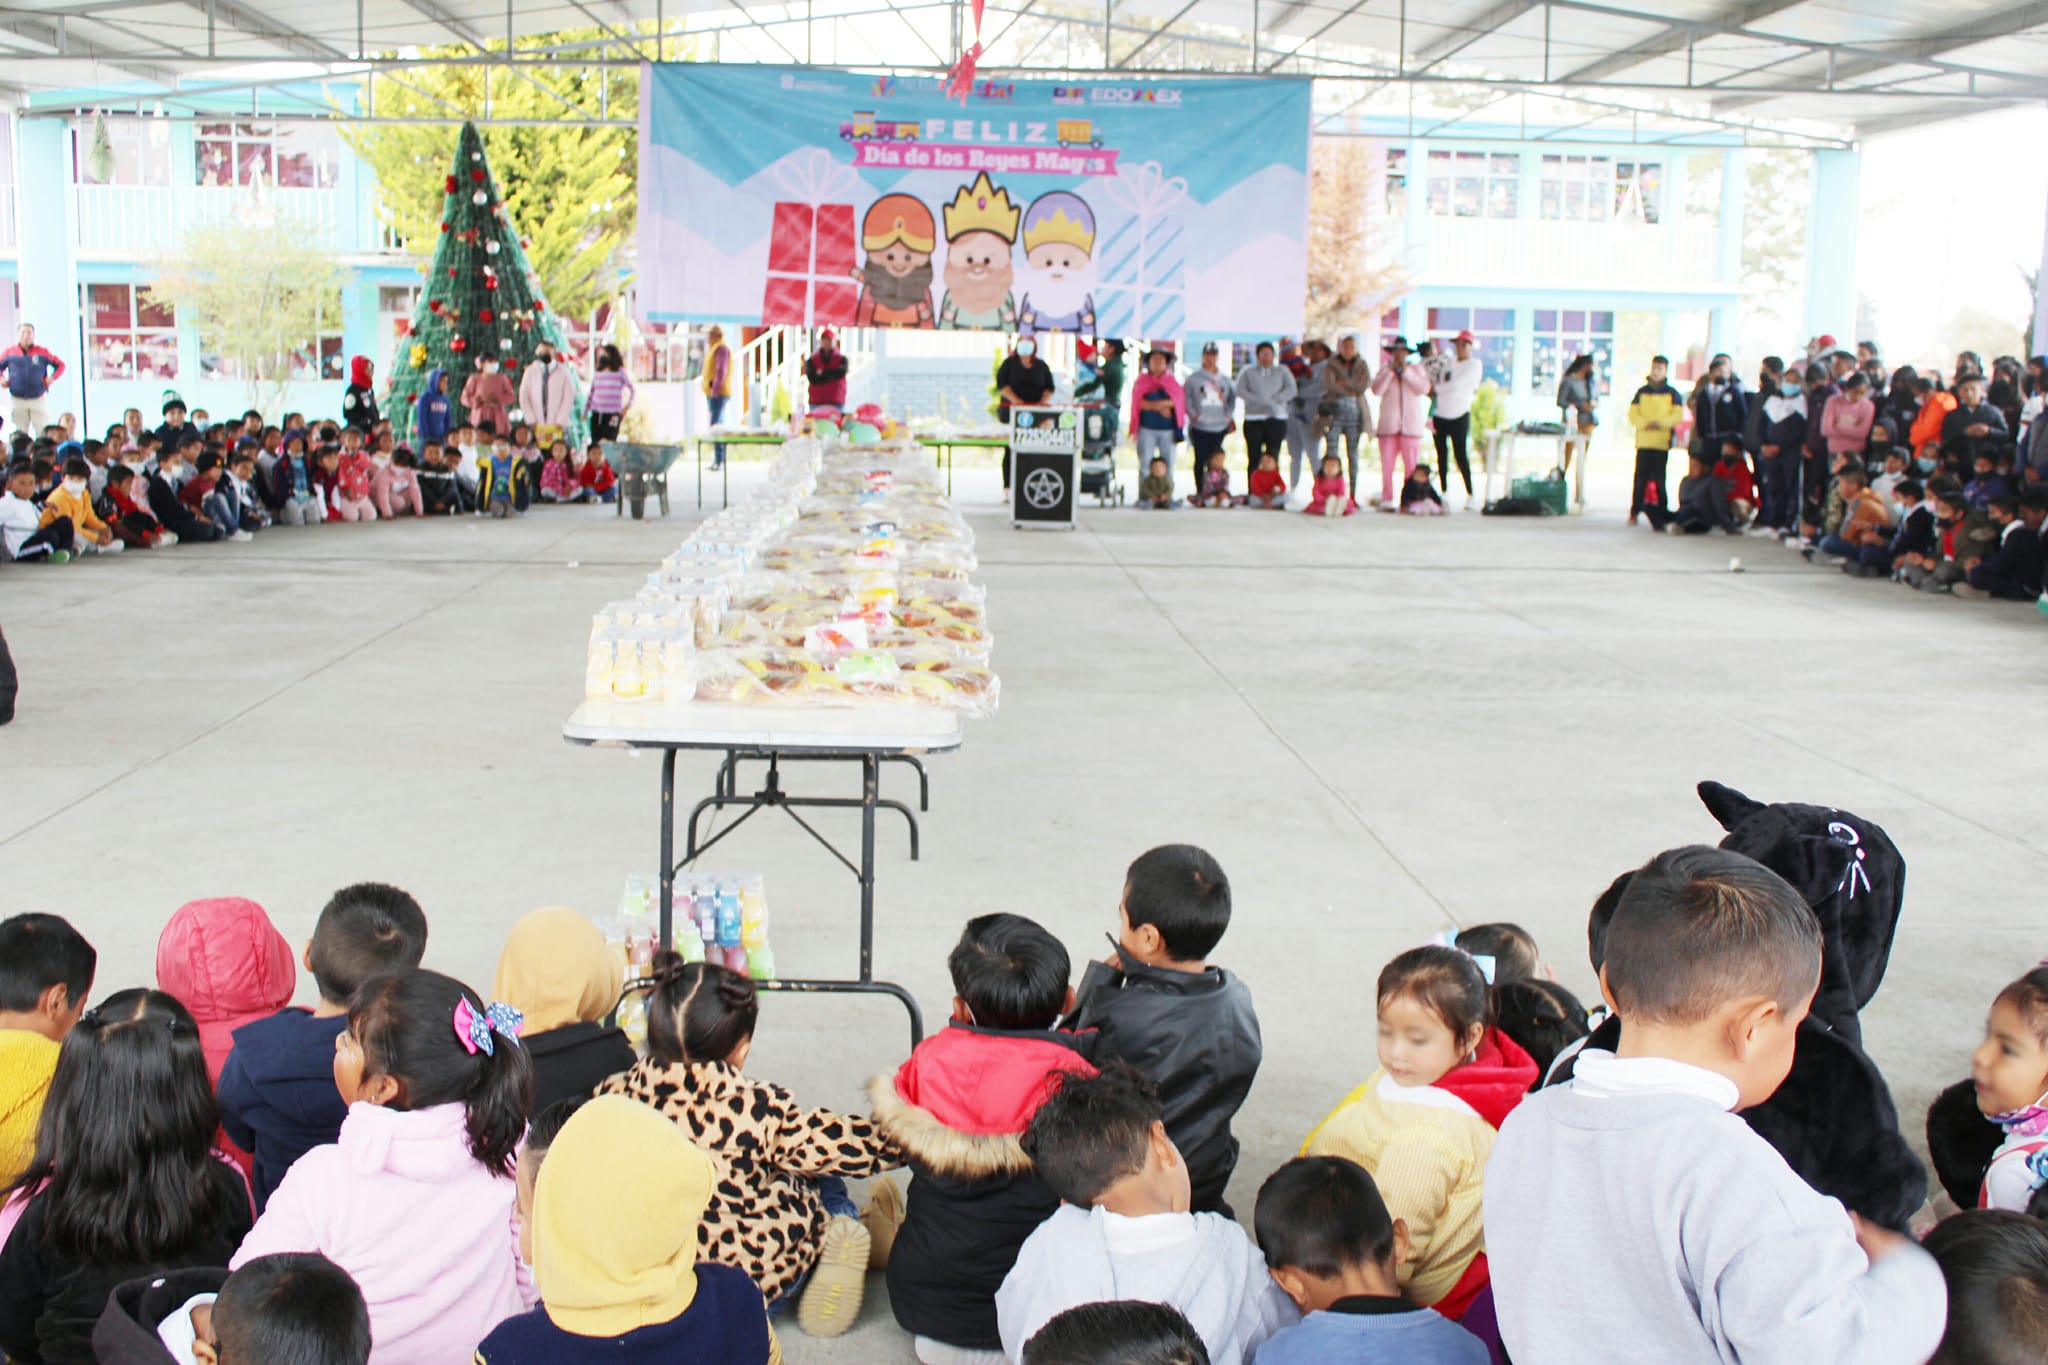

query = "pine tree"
[[384, 121, 582, 446]]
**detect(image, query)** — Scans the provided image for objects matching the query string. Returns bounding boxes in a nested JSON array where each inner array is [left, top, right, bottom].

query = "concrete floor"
[[3, 462, 2044, 1361]]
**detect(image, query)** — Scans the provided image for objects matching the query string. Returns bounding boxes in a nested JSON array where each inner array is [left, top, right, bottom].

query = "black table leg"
[[658, 748, 676, 948]]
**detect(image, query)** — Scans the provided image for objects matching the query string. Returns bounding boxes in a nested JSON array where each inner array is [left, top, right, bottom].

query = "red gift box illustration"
[[762, 150, 859, 326]]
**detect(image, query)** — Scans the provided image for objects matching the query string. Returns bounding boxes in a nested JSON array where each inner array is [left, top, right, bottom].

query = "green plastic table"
[[690, 430, 789, 508], [918, 433, 1010, 495]]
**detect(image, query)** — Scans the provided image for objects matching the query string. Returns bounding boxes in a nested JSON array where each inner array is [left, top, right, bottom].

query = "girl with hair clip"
[[232, 970, 536, 1364], [0, 990, 255, 1365], [597, 953, 899, 1340], [1300, 945, 1536, 1323], [1969, 963, 2048, 1214]]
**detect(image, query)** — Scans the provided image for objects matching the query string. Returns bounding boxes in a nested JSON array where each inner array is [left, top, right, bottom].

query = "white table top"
[[563, 696, 965, 753]]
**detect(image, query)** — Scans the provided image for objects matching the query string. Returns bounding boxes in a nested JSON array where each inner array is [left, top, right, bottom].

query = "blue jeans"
[[1818, 532, 1860, 560], [203, 490, 240, 534], [766, 1176, 858, 1316], [707, 394, 729, 465], [1135, 427, 1177, 490]]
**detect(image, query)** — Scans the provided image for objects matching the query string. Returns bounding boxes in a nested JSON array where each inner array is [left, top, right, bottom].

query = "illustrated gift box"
[[1096, 161, 1190, 338], [761, 150, 859, 326]]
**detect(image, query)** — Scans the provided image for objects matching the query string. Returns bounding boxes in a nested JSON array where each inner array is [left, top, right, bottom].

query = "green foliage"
[[339, 35, 638, 321], [150, 200, 347, 417], [1470, 379, 1507, 448], [380, 121, 581, 446]]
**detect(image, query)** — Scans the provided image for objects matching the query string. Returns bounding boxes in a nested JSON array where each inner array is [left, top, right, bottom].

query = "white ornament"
[[499, 338, 513, 350], [471, 190, 488, 206], [486, 240, 501, 256], [471, 151, 482, 161]]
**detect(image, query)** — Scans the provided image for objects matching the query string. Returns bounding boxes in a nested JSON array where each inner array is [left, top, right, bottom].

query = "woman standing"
[[586, 344, 636, 446], [699, 326, 734, 468], [1319, 334, 1372, 500], [1127, 346, 1186, 494], [1556, 354, 1597, 478]]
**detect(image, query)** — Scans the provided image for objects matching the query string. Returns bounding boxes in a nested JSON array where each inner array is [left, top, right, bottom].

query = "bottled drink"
[[715, 879, 743, 948]]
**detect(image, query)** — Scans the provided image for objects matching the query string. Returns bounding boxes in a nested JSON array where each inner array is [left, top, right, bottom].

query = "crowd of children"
[[0, 815, 2043, 1364], [0, 380, 619, 564], [1629, 341, 2048, 611]]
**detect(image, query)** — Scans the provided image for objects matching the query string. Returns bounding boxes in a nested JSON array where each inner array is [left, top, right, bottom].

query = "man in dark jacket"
[[1743, 356, 1783, 457], [1689, 353, 1748, 459], [1962, 493, 2046, 600], [1066, 844, 1261, 1215], [1942, 374, 2011, 473]]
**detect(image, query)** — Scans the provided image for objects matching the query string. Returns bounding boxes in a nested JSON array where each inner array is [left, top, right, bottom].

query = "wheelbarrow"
[[603, 442, 683, 520]]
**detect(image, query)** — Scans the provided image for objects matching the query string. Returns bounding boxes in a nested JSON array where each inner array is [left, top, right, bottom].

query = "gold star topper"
[[942, 173, 1022, 245]]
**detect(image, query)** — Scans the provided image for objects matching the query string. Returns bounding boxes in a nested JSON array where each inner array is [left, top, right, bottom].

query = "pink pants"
[[333, 495, 377, 522], [370, 468, 423, 519], [1379, 434, 1420, 504]]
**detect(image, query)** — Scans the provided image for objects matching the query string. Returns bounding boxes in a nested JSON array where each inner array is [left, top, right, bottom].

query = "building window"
[[73, 116, 173, 186], [1424, 307, 1515, 389], [1538, 156, 1662, 224], [1531, 309, 1615, 401], [197, 122, 338, 189], [1427, 151, 1519, 219], [201, 291, 343, 381], [1384, 146, 1408, 213], [85, 283, 178, 380]]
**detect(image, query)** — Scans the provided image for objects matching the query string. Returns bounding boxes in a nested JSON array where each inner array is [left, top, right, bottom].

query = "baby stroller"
[[1078, 401, 1124, 506]]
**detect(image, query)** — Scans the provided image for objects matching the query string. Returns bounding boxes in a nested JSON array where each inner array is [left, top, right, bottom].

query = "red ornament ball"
[[450, 336, 468, 352], [444, 175, 456, 193], [439, 220, 449, 233], [484, 277, 499, 291], [471, 169, 485, 183], [427, 299, 441, 313], [479, 308, 495, 324], [447, 267, 458, 278], [533, 300, 545, 313]]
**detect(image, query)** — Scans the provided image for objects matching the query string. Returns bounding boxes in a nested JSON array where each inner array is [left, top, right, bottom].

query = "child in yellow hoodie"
[[1300, 945, 1536, 1322], [0, 913, 96, 1187], [41, 456, 120, 555], [1626, 356, 1685, 527]]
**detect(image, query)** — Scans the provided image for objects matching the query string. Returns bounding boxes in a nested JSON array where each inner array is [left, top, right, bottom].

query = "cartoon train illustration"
[[840, 111, 923, 143], [1056, 118, 1102, 149]]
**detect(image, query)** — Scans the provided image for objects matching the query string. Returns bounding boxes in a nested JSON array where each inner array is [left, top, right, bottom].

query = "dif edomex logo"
[[1089, 86, 1181, 105]]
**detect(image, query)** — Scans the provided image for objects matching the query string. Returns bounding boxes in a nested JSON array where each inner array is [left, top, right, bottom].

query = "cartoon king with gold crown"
[[1016, 190, 1097, 335], [938, 173, 1020, 331]]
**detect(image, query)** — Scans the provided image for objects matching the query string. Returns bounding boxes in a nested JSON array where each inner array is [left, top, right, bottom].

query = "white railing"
[[0, 184, 16, 252], [735, 326, 876, 422], [1409, 218, 1726, 292], [71, 184, 352, 256]]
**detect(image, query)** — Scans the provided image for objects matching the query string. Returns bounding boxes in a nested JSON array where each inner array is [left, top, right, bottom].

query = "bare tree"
[[1305, 138, 1410, 339]]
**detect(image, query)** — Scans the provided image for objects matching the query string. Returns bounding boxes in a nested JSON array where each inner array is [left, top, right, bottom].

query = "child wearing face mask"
[[1301, 946, 1536, 1320], [368, 446, 423, 520], [462, 363, 516, 440], [1757, 371, 1808, 534], [146, 444, 223, 544], [42, 456, 122, 554], [269, 435, 326, 526], [332, 445, 377, 522]]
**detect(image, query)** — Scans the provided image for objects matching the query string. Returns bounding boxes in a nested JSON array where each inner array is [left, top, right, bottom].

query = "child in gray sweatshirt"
[[1485, 846, 1946, 1365]]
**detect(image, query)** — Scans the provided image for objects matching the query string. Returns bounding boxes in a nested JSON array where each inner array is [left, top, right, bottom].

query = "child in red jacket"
[[333, 448, 376, 522], [1246, 452, 1287, 509], [99, 464, 170, 547], [1712, 437, 1759, 526]]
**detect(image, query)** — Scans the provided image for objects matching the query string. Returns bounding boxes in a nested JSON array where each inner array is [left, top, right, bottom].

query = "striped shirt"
[[587, 370, 636, 415]]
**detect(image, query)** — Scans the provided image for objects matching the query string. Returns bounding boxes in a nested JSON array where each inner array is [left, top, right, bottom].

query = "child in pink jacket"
[[233, 970, 536, 1365], [1369, 336, 1431, 510], [370, 449, 425, 519], [1821, 372, 1876, 458]]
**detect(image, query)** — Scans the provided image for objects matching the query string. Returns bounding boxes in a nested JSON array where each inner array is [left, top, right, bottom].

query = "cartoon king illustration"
[[938, 172, 1020, 331], [1016, 191, 1097, 335], [852, 193, 937, 329]]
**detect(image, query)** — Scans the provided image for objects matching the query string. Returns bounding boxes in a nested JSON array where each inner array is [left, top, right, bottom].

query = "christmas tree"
[[385, 120, 583, 447]]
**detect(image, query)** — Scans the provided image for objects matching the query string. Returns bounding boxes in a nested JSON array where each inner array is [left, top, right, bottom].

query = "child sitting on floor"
[[220, 882, 428, 1213], [481, 436, 530, 518], [538, 439, 588, 504], [1193, 450, 1234, 509], [0, 914, 95, 1188], [871, 913, 1099, 1365], [1021, 1302, 1211, 1365], [369, 447, 422, 520], [492, 907, 632, 1112], [42, 456, 121, 553], [1304, 455, 1353, 517], [93, 1251, 371, 1365], [232, 970, 536, 1361], [575, 442, 617, 503], [1, 460, 71, 561], [1139, 456, 1179, 510], [1253, 1156, 1487, 1365], [332, 444, 376, 522], [597, 955, 895, 1336], [100, 463, 168, 548], [1301, 945, 1536, 1320], [416, 444, 463, 517], [996, 1066, 1296, 1365], [1065, 844, 1260, 1216], [0, 991, 254, 1365], [1922, 1211, 2048, 1365], [225, 449, 270, 532], [1246, 453, 1287, 510], [1966, 964, 2048, 1213], [1484, 846, 1947, 1364], [1399, 462, 1445, 516], [477, 1095, 775, 1365]]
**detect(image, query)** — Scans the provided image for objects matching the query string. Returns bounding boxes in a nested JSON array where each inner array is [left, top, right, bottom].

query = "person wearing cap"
[[1235, 342, 1296, 485], [1128, 346, 1187, 494], [1074, 339, 1126, 440], [152, 397, 192, 454], [804, 331, 849, 417], [1429, 331, 1484, 508], [1369, 336, 1429, 511], [1320, 335, 1372, 502], [1186, 343, 1236, 478]]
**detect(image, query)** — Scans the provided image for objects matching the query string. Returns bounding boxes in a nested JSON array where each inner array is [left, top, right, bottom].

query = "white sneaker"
[[1464, 495, 1476, 511], [158, 531, 179, 546], [101, 538, 126, 553], [229, 529, 254, 543]]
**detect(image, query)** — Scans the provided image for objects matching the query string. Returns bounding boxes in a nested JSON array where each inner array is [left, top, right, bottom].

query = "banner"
[[637, 64, 1310, 340]]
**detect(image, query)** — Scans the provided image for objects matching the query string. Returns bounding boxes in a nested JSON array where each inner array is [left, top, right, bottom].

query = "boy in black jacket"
[[1065, 844, 1262, 1215], [1959, 493, 2046, 600], [1864, 478, 1934, 580]]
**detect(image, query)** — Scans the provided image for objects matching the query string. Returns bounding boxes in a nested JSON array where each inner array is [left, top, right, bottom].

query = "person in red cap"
[[804, 330, 849, 416], [1430, 331, 1484, 508]]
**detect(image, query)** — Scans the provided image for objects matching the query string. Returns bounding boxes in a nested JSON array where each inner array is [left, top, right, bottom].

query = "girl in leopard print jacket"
[[598, 957, 899, 1304]]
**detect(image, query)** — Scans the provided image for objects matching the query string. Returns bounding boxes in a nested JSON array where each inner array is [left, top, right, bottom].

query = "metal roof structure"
[[4, 0, 2045, 145]]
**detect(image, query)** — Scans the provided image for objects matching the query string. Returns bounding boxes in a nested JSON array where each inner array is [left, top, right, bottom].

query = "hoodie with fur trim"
[[868, 1023, 1096, 1351]]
